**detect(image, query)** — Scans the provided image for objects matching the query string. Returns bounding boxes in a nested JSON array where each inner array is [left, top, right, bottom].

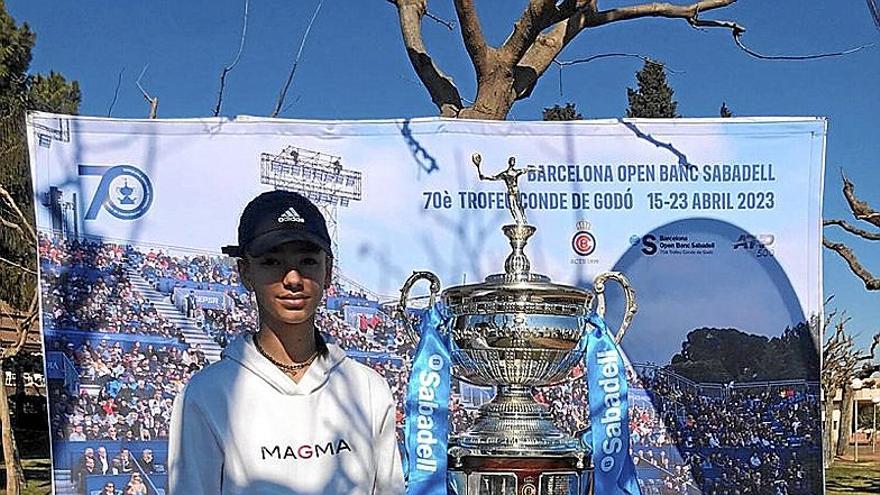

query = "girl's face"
[[239, 240, 331, 330]]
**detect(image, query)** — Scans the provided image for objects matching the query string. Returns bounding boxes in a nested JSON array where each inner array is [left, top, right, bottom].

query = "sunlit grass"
[[826, 458, 880, 495], [0, 458, 51, 495]]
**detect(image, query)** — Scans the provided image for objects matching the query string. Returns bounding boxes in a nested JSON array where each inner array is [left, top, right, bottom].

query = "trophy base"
[[447, 452, 593, 495], [449, 386, 592, 494], [455, 385, 582, 455]]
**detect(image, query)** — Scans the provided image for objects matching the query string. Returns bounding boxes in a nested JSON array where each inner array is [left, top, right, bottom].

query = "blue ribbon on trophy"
[[581, 312, 641, 495], [403, 303, 452, 495]]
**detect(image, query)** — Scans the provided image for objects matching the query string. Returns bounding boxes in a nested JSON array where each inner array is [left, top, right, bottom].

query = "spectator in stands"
[[97, 446, 111, 475], [185, 291, 198, 318], [100, 481, 120, 495], [73, 447, 95, 493], [124, 472, 148, 495], [77, 456, 98, 494], [140, 448, 158, 474], [116, 448, 134, 474], [69, 424, 86, 441], [169, 190, 403, 494], [104, 425, 119, 441]]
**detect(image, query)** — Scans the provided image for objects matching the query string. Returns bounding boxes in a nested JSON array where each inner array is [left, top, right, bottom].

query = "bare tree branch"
[[214, 0, 250, 117], [689, 15, 875, 60], [685, 15, 744, 33], [0, 190, 39, 359], [512, 17, 585, 101], [0, 185, 36, 244], [556, 0, 595, 20], [0, 256, 36, 276], [0, 216, 24, 236], [823, 237, 880, 291], [555, 53, 681, 71], [453, 0, 493, 75], [392, 0, 463, 116], [500, 0, 560, 65], [511, 0, 736, 102], [281, 95, 304, 115], [386, 0, 456, 29], [730, 31, 874, 60], [586, 0, 738, 27], [272, 0, 325, 118], [107, 67, 125, 117], [135, 64, 159, 119], [0, 292, 38, 360], [868, 0, 880, 29], [824, 170, 880, 294], [514, 0, 868, 105], [425, 10, 456, 30], [0, 180, 39, 358], [824, 219, 880, 241], [841, 170, 880, 227]]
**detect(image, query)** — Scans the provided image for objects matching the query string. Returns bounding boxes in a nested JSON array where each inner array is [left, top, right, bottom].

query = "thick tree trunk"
[[836, 386, 854, 457], [0, 374, 23, 495], [458, 73, 516, 121], [14, 361, 24, 421], [823, 390, 837, 467]]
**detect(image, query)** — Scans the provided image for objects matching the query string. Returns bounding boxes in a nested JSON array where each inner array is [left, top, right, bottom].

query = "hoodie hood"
[[221, 333, 348, 396]]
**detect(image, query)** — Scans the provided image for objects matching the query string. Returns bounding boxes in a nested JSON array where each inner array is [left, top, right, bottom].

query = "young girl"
[[168, 191, 403, 494]]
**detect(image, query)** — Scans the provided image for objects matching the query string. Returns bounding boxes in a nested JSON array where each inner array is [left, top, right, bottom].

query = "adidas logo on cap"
[[222, 190, 333, 257], [277, 207, 305, 223]]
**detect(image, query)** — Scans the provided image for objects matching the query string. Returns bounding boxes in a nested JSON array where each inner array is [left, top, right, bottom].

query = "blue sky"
[[8, 0, 880, 352]]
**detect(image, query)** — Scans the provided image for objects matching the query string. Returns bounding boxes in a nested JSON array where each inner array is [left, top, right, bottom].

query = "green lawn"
[[826, 459, 880, 495], [0, 459, 51, 495]]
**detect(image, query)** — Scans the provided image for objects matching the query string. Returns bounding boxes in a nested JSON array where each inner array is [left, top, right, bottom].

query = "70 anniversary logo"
[[78, 165, 154, 220]]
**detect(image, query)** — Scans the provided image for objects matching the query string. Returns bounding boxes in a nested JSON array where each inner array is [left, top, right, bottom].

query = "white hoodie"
[[168, 333, 404, 494]]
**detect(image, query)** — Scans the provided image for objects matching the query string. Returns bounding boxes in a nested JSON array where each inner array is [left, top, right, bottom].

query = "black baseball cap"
[[221, 190, 332, 257]]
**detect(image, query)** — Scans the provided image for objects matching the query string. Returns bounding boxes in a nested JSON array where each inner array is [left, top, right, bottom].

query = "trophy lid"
[[441, 154, 592, 315], [470, 154, 554, 281]]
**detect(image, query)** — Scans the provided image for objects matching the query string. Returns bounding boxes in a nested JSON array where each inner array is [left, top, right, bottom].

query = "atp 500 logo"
[[78, 165, 154, 220], [732, 233, 775, 258]]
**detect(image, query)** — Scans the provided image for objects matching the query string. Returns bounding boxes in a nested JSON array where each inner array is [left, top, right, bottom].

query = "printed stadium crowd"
[[625, 370, 819, 495], [70, 445, 165, 495], [49, 338, 206, 442], [40, 236, 185, 340], [509, 361, 820, 494], [138, 249, 240, 286], [41, 234, 821, 494]]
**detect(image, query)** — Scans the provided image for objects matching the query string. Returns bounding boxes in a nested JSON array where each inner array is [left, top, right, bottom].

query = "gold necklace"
[[254, 335, 318, 373]]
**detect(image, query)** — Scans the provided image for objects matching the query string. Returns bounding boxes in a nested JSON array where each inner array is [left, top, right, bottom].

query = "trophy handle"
[[593, 271, 638, 344], [393, 271, 442, 344]]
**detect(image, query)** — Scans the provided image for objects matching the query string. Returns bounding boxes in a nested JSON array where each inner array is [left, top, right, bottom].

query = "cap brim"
[[221, 245, 242, 257], [243, 229, 332, 257]]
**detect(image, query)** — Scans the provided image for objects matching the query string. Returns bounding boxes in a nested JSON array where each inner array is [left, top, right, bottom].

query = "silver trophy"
[[396, 154, 637, 495]]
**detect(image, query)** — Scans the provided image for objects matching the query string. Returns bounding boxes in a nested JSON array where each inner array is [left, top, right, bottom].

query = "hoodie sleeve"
[[168, 383, 224, 494], [372, 381, 405, 495]]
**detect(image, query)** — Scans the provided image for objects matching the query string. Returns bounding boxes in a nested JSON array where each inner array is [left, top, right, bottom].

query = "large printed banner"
[[28, 113, 824, 494]]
